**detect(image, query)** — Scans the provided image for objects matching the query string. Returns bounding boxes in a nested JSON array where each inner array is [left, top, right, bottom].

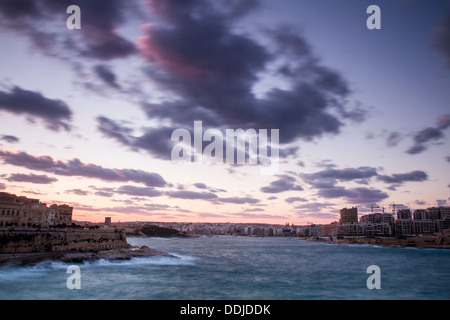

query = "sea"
[[0, 236, 449, 300]]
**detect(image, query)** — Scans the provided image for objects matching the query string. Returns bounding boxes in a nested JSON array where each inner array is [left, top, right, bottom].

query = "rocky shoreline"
[[300, 233, 450, 249], [0, 245, 177, 267]]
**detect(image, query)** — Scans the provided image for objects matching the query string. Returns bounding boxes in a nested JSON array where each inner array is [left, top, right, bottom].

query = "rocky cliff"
[[0, 228, 129, 254]]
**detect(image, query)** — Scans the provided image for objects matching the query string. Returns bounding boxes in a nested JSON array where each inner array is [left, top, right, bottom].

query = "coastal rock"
[[0, 245, 177, 267]]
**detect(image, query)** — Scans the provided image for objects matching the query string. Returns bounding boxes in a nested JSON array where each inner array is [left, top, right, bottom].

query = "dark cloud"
[[285, 197, 307, 204], [302, 167, 378, 184], [303, 165, 427, 190], [97, 116, 134, 146], [94, 65, 120, 89], [66, 188, 89, 196], [406, 114, 450, 155], [260, 175, 303, 193], [194, 183, 208, 189], [414, 200, 426, 206], [0, 135, 20, 143], [317, 186, 389, 204], [434, 13, 450, 67], [90, 0, 365, 159], [7, 173, 57, 184], [293, 202, 336, 215], [0, 149, 167, 187], [0, 0, 137, 61], [377, 170, 428, 184], [0, 183, 5, 190], [216, 196, 260, 204], [165, 190, 218, 200], [97, 116, 175, 160], [386, 131, 402, 147], [0, 86, 72, 131], [116, 185, 163, 198]]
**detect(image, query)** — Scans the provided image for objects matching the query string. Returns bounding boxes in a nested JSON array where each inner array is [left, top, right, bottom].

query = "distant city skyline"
[[0, 0, 449, 224]]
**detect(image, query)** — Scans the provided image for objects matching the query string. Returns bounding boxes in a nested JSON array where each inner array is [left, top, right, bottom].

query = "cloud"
[[1, 135, 20, 143], [97, 117, 175, 159], [66, 189, 89, 196], [165, 190, 218, 200], [0, 86, 72, 131], [0, 149, 167, 187], [215, 196, 260, 204], [434, 13, 450, 67], [7, 173, 57, 184], [98, 0, 365, 160], [302, 167, 378, 184], [260, 175, 303, 193], [0, 183, 5, 190], [406, 114, 450, 154], [317, 186, 389, 204], [93, 65, 121, 89], [377, 170, 428, 184], [386, 131, 402, 147], [0, 0, 137, 61], [414, 200, 426, 206], [285, 197, 308, 204], [116, 185, 163, 198], [302, 165, 427, 202]]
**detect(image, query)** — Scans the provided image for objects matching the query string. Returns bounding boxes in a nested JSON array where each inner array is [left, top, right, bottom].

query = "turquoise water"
[[0, 236, 449, 300]]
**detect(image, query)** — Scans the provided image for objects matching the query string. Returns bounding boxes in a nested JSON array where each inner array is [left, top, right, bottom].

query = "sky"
[[0, 0, 449, 225]]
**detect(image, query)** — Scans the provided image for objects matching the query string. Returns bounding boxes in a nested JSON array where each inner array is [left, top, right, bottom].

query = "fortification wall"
[[0, 228, 129, 254]]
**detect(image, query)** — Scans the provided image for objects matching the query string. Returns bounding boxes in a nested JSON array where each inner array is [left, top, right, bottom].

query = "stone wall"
[[0, 228, 129, 254]]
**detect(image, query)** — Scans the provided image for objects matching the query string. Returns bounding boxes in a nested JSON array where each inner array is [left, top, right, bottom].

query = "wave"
[[86, 253, 199, 268], [0, 252, 198, 281]]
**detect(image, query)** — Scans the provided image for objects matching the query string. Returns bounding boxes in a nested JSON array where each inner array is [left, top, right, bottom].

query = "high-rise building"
[[413, 209, 427, 220], [397, 209, 412, 220], [426, 207, 441, 220], [339, 207, 358, 224]]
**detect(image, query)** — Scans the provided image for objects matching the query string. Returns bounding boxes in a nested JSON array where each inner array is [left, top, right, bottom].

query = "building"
[[340, 207, 358, 224], [365, 223, 392, 237], [397, 209, 412, 220], [439, 207, 450, 230], [0, 192, 73, 228], [413, 209, 427, 220], [426, 207, 441, 220], [395, 219, 413, 236], [337, 223, 366, 237], [412, 220, 436, 235]]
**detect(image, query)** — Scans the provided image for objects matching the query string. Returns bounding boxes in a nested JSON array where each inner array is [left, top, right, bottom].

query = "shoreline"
[[0, 245, 177, 267], [299, 235, 450, 249]]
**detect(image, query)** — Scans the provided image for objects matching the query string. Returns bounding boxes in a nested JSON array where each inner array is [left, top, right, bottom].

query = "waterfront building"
[[440, 207, 450, 230], [365, 223, 392, 237], [426, 207, 441, 220], [413, 209, 427, 220], [339, 207, 358, 224], [397, 209, 412, 220], [395, 219, 413, 236], [0, 192, 72, 228], [337, 223, 366, 237], [412, 220, 436, 235]]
